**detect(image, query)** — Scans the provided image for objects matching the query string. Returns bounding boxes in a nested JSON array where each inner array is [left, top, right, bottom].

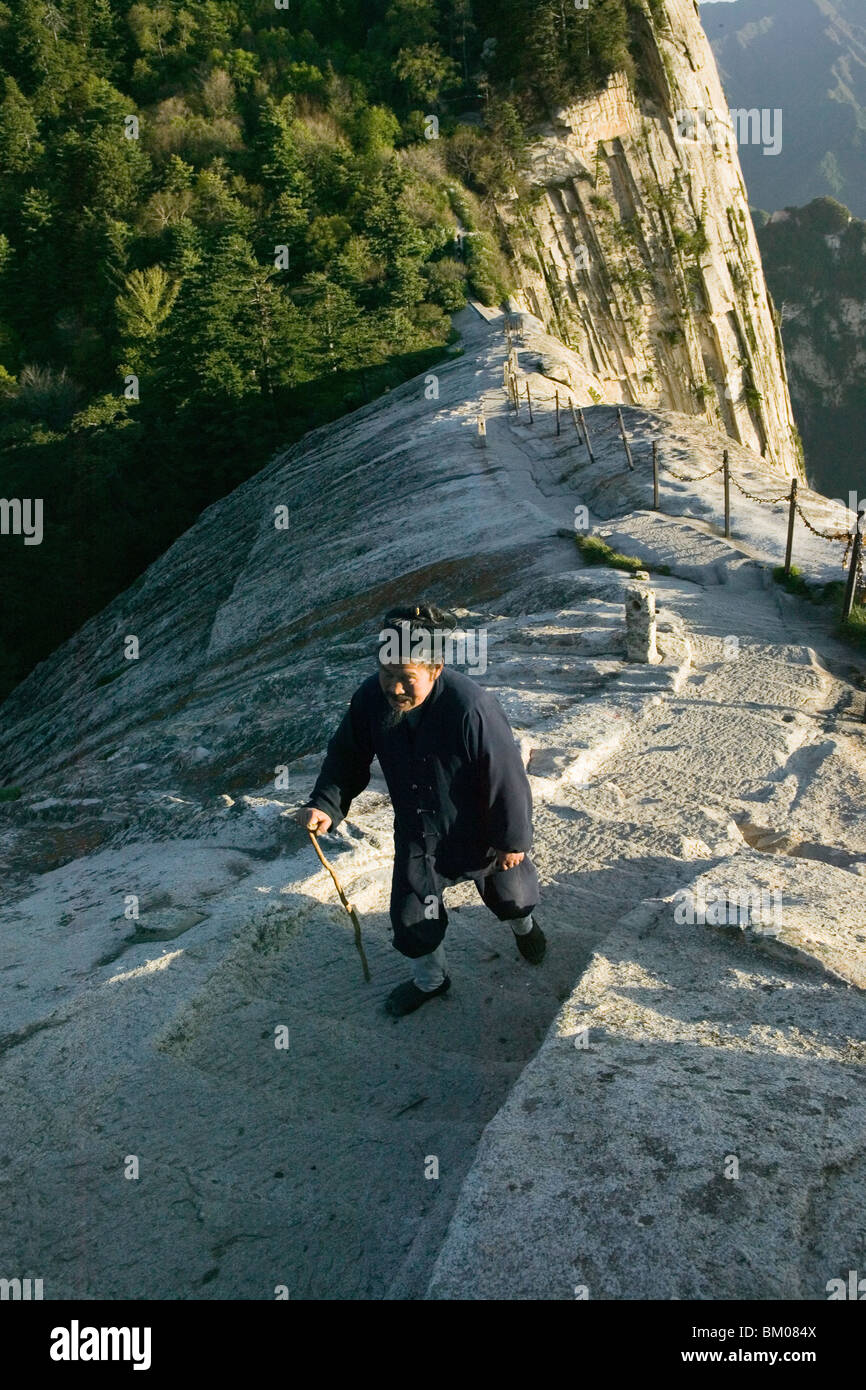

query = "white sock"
[[510, 913, 535, 937], [412, 942, 448, 991]]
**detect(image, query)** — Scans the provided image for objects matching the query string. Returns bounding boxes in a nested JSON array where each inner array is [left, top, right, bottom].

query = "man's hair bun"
[[382, 601, 457, 632]]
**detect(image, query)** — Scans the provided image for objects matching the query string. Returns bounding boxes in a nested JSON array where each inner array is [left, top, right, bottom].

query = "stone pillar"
[[625, 572, 660, 663]]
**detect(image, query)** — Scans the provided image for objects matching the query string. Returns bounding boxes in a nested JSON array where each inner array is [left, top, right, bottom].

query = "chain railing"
[[727, 474, 791, 506], [792, 501, 851, 544], [498, 334, 864, 616], [661, 458, 726, 483]]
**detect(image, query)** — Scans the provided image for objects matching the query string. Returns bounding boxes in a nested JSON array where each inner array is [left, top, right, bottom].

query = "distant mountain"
[[704, 0, 866, 217], [755, 197, 866, 500]]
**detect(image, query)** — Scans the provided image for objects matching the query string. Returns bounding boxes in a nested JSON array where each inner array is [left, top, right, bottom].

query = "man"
[[294, 602, 545, 1016]]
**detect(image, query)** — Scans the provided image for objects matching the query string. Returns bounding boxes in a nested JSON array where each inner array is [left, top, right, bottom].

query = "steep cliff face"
[[497, 0, 803, 478]]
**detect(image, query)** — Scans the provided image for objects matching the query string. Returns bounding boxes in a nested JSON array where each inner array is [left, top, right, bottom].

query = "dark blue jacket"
[[307, 668, 533, 875]]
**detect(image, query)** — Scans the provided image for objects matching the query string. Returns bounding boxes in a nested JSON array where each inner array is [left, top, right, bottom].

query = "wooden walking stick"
[[308, 829, 371, 982]]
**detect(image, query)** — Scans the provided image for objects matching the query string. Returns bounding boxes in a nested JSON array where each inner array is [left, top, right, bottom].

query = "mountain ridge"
[[1, 305, 865, 1298], [705, 0, 866, 218]]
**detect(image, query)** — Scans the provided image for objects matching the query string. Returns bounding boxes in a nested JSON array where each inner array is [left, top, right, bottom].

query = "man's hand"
[[494, 850, 525, 871], [294, 806, 332, 835]]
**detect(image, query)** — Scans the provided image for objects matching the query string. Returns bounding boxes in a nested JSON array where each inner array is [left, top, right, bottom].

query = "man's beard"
[[383, 700, 410, 729]]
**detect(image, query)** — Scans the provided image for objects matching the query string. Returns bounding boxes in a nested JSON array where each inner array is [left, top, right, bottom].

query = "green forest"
[[0, 0, 655, 700]]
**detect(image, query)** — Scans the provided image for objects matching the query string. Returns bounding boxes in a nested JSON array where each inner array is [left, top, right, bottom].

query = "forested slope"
[[0, 0, 647, 699]]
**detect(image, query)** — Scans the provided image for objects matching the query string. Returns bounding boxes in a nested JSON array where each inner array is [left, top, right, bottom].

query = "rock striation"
[[499, 0, 802, 477], [1, 305, 864, 1299]]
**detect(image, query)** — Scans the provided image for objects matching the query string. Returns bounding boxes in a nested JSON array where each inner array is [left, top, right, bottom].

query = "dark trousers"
[[389, 833, 539, 959]]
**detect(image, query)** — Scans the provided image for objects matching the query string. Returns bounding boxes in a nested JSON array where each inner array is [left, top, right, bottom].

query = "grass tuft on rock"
[[575, 533, 671, 575], [839, 601, 866, 652], [773, 566, 866, 652]]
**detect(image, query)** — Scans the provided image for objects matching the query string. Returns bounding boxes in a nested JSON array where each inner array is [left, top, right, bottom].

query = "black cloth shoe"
[[384, 976, 451, 1017], [514, 919, 546, 964]]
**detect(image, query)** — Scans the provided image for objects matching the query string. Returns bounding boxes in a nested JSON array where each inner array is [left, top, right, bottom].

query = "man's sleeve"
[[467, 701, 533, 853], [306, 692, 373, 830]]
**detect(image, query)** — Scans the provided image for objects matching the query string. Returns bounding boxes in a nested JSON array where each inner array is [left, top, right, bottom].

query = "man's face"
[[378, 661, 442, 715]]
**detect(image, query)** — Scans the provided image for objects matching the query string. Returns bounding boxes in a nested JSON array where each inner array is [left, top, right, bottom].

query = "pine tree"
[[159, 233, 300, 404], [115, 264, 181, 377], [0, 77, 43, 173]]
